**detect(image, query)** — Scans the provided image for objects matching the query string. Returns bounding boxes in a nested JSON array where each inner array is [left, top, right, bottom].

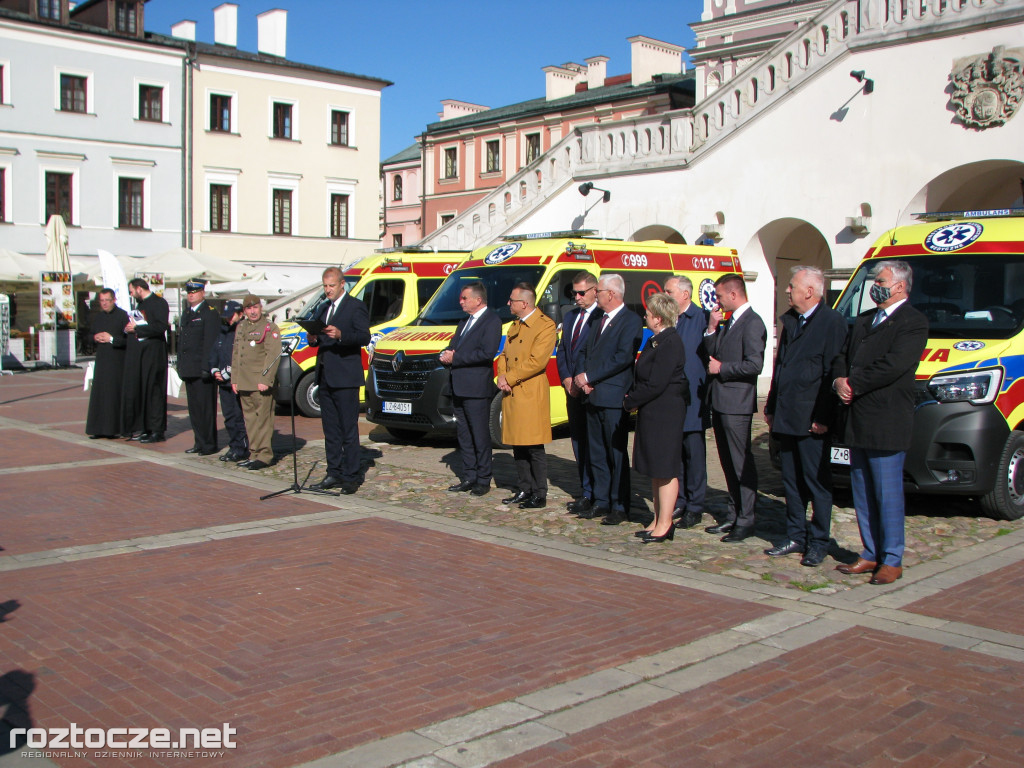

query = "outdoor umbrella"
[[132, 247, 264, 283], [0, 249, 46, 282], [44, 215, 71, 274]]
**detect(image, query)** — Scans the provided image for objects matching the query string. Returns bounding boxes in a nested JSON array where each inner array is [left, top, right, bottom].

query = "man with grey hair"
[[573, 274, 643, 524], [764, 266, 848, 566], [833, 260, 927, 584], [664, 275, 710, 529]]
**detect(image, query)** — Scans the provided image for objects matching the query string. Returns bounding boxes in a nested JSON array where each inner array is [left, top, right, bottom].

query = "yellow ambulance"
[[365, 231, 742, 441], [274, 248, 469, 416], [832, 208, 1024, 519]]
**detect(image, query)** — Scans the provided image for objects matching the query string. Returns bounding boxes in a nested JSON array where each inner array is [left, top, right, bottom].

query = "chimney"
[[171, 20, 196, 41], [628, 36, 683, 86], [213, 3, 238, 47], [438, 100, 489, 121], [585, 56, 609, 89], [543, 63, 585, 101], [257, 9, 288, 58]]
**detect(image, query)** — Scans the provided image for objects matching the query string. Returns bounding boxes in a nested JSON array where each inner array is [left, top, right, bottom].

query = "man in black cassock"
[[85, 288, 129, 439], [177, 278, 221, 455], [122, 277, 169, 443]]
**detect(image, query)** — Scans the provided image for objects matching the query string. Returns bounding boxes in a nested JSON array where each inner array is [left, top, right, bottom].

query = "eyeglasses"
[[508, 298, 527, 305], [573, 288, 594, 296]]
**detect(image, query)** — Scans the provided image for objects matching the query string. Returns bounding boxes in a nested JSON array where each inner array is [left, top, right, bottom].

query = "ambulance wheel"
[[385, 427, 424, 442], [294, 374, 321, 418], [489, 392, 508, 449], [981, 430, 1024, 521]]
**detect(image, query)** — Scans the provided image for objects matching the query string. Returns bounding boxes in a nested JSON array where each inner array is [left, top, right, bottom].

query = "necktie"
[[872, 309, 886, 328], [570, 311, 585, 351], [325, 301, 337, 325], [593, 314, 609, 344], [458, 316, 474, 347]]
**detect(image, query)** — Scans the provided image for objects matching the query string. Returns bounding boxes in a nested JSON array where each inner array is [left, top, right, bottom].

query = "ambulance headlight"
[[927, 369, 1001, 404]]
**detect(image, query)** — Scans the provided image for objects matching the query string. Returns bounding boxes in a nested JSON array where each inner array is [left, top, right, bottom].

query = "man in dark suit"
[[573, 273, 643, 525], [702, 273, 767, 542], [440, 281, 501, 495], [664, 275, 709, 530], [309, 267, 371, 494], [177, 278, 221, 456], [833, 260, 928, 585], [555, 271, 603, 516], [764, 266, 848, 566]]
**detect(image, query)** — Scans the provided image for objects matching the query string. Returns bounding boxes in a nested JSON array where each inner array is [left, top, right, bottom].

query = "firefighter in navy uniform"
[[231, 294, 282, 470], [209, 300, 249, 463], [177, 278, 221, 455]]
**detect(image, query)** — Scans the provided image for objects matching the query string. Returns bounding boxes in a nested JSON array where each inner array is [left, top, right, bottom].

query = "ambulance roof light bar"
[[374, 246, 472, 254], [502, 229, 600, 242], [913, 208, 1024, 222]]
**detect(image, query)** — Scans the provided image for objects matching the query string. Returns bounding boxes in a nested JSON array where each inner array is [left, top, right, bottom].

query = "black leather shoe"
[[139, 432, 165, 443], [245, 460, 269, 470], [340, 481, 359, 495], [448, 480, 474, 492], [220, 451, 238, 462], [128, 432, 148, 441], [185, 446, 201, 454], [470, 484, 490, 496], [705, 521, 733, 535], [502, 490, 530, 505], [566, 498, 592, 515], [311, 475, 342, 490], [801, 546, 828, 567], [579, 505, 608, 520], [519, 495, 546, 509], [765, 540, 805, 557], [676, 509, 703, 529], [722, 526, 754, 543], [600, 510, 628, 526]]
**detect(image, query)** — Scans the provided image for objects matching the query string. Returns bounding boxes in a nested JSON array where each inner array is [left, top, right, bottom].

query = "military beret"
[[242, 294, 262, 308]]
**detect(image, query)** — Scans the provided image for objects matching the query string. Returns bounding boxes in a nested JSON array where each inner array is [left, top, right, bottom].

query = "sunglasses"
[[573, 288, 594, 296]]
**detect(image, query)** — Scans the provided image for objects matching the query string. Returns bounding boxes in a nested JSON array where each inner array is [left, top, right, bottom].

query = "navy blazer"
[[555, 305, 603, 381], [577, 306, 643, 408], [444, 308, 501, 399], [702, 306, 767, 415], [675, 302, 710, 432], [312, 292, 371, 389], [765, 302, 847, 435], [832, 301, 928, 451]]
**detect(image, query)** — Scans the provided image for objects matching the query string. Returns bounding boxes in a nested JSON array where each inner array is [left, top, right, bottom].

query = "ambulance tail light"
[[927, 369, 1001, 404]]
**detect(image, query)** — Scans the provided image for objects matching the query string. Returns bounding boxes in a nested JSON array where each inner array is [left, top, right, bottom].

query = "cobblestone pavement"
[[1, 367, 1022, 768]]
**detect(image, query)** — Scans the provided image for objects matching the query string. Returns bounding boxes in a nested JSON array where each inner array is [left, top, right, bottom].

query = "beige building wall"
[[191, 57, 386, 268]]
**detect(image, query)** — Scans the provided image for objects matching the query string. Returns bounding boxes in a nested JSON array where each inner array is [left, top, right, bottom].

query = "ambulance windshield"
[[835, 254, 1024, 340], [414, 266, 546, 325]]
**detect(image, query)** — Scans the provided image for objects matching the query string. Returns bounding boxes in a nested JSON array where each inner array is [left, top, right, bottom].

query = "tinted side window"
[[357, 279, 405, 326], [539, 269, 584, 324], [416, 278, 444, 311]]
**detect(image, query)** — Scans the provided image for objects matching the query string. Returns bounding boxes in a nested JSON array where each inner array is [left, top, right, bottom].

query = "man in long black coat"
[[123, 278, 169, 443], [177, 278, 221, 455], [85, 288, 128, 438]]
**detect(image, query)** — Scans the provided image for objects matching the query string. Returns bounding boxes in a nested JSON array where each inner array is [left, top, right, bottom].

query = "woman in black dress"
[[623, 292, 687, 543]]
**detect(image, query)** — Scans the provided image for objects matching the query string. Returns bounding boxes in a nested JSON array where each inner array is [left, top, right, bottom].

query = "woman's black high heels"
[[641, 527, 675, 543]]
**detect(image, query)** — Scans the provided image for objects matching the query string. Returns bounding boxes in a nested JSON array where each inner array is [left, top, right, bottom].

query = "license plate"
[[831, 447, 850, 465], [382, 401, 412, 415]]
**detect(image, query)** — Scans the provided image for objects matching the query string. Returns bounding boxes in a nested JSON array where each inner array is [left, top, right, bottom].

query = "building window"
[[0, 64, 5, 104], [330, 193, 349, 239], [330, 110, 349, 146], [210, 184, 231, 232], [38, 0, 60, 20], [0, 168, 5, 223], [525, 133, 540, 165], [115, 1, 137, 34], [60, 74, 87, 113], [273, 189, 291, 235], [440, 213, 454, 226], [443, 147, 457, 179], [272, 102, 292, 139], [118, 178, 144, 229], [45, 172, 72, 224], [139, 85, 162, 122], [392, 233, 402, 247], [392, 176, 402, 201], [485, 140, 500, 173], [210, 93, 231, 132]]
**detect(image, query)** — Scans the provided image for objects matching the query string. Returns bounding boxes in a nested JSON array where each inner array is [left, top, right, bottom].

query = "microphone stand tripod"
[[261, 340, 339, 500]]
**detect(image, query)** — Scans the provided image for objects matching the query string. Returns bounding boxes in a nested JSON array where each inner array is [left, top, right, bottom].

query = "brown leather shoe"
[[835, 557, 878, 575], [870, 565, 903, 585]]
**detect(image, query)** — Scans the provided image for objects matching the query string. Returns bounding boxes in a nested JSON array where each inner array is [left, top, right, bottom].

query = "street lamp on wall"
[[578, 182, 611, 203]]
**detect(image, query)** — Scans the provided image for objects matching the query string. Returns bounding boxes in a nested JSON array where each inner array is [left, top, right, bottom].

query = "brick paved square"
[[0, 428, 122, 469], [493, 626, 1024, 768], [0, 520, 773, 767], [903, 558, 1024, 637]]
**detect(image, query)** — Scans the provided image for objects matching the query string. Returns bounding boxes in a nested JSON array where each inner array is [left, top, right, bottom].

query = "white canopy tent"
[[128, 247, 264, 283]]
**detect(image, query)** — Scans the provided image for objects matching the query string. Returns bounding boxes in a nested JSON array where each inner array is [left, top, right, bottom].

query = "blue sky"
[[145, 1, 705, 161]]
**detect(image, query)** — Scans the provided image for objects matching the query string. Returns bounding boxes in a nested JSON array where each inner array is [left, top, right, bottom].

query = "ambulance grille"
[[372, 353, 438, 398]]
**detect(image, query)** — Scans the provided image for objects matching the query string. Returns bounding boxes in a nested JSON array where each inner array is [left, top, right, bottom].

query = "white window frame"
[[204, 168, 239, 233], [441, 145, 458, 180], [268, 96, 298, 141], [327, 105, 354, 146], [482, 139, 501, 174], [111, 167, 151, 230], [326, 178, 356, 239], [134, 78, 170, 124], [206, 88, 238, 134], [38, 164, 81, 225], [54, 67, 94, 114], [0, 59, 11, 105], [0, 159, 12, 223], [267, 172, 301, 235]]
